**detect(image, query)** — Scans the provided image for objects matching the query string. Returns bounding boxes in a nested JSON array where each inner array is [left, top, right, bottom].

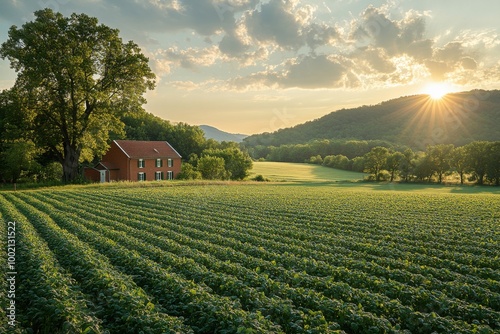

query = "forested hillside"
[[243, 90, 500, 150]]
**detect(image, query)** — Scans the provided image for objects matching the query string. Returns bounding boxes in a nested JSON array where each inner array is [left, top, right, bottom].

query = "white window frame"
[[138, 159, 145, 168], [167, 171, 174, 180], [138, 172, 146, 181], [156, 158, 162, 168], [167, 158, 173, 167], [155, 171, 163, 181]]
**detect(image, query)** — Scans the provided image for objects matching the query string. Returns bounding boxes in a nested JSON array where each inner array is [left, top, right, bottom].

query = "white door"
[[100, 170, 106, 183]]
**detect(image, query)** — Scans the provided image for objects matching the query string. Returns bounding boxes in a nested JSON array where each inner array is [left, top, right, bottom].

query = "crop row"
[[71, 189, 500, 294], [1, 184, 499, 333], [21, 189, 497, 332], [1, 193, 193, 334]]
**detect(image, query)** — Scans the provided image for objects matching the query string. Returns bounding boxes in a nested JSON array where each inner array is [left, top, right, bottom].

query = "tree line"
[[307, 142, 500, 185], [245, 139, 400, 162]]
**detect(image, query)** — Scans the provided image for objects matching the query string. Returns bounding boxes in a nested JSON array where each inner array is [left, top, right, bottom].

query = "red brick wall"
[[101, 142, 182, 181], [129, 157, 181, 181], [84, 168, 100, 182], [101, 142, 129, 181]]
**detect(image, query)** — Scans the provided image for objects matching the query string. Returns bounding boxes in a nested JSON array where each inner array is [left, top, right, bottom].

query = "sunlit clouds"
[[1, 0, 500, 133]]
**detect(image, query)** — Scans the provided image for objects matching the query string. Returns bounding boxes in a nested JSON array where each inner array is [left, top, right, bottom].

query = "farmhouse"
[[85, 140, 182, 182]]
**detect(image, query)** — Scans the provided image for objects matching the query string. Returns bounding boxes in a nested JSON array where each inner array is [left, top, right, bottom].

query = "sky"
[[1, 1, 500, 135]]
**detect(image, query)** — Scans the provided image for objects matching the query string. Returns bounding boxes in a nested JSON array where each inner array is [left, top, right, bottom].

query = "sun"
[[424, 82, 452, 100]]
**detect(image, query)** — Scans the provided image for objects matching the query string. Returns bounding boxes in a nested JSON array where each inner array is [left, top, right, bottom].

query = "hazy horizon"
[[1, 1, 500, 134]]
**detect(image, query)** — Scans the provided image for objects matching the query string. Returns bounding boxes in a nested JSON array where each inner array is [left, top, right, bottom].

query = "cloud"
[[352, 6, 433, 59], [345, 5, 495, 86], [152, 45, 220, 76], [230, 54, 351, 90], [3, 1, 500, 93], [460, 57, 477, 70], [280, 54, 347, 88], [354, 47, 396, 74], [103, 0, 258, 36], [219, 32, 250, 57], [304, 22, 339, 49], [244, 0, 307, 49]]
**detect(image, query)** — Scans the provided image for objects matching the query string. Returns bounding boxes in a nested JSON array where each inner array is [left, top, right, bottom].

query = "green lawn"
[[249, 161, 366, 182], [249, 161, 500, 194]]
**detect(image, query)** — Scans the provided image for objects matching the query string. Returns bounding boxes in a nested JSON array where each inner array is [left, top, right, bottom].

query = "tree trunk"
[[477, 173, 485, 185], [62, 143, 81, 183]]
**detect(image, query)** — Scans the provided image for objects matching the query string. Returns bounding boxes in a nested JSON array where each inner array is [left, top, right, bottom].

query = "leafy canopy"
[[0, 9, 155, 181]]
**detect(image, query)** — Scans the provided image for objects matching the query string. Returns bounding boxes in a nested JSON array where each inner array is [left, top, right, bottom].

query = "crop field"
[[1, 183, 499, 333]]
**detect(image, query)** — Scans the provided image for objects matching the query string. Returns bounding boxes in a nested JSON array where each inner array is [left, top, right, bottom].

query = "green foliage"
[[254, 140, 499, 185], [426, 144, 454, 183], [398, 148, 415, 182], [243, 91, 500, 149], [254, 139, 393, 162], [121, 110, 207, 158], [197, 155, 229, 180], [251, 174, 270, 182], [307, 155, 323, 165], [385, 152, 404, 182], [464, 141, 493, 185], [40, 162, 63, 182], [0, 139, 39, 182], [202, 145, 253, 180], [452, 146, 468, 184], [485, 142, 500, 185], [176, 162, 202, 180], [363, 147, 389, 181], [179, 144, 253, 181], [351, 156, 365, 173], [0, 9, 155, 182], [323, 154, 350, 170]]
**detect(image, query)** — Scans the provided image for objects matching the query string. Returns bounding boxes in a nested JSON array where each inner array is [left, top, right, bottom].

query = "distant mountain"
[[243, 90, 500, 150], [200, 125, 248, 143]]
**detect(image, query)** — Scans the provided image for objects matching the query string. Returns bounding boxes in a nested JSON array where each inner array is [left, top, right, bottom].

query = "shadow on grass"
[[275, 180, 500, 194]]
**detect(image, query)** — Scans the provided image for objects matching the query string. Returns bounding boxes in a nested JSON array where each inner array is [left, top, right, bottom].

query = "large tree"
[[0, 9, 155, 182], [464, 141, 490, 185], [486, 142, 500, 186], [364, 146, 389, 181], [451, 146, 468, 185], [426, 144, 454, 183], [385, 151, 404, 182]]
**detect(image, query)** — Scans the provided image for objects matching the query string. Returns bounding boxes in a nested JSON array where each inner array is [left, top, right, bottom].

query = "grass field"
[[1, 181, 499, 333], [249, 161, 366, 182]]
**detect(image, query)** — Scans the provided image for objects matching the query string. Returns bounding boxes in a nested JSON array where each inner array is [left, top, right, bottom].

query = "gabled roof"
[[98, 162, 120, 170], [114, 140, 182, 159]]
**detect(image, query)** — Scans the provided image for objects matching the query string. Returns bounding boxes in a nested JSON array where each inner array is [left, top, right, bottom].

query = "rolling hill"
[[243, 90, 500, 150], [200, 125, 248, 142]]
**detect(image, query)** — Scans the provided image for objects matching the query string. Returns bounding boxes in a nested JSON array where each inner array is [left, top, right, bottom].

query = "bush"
[[177, 163, 202, 180], [251, 174, 269, 182]]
